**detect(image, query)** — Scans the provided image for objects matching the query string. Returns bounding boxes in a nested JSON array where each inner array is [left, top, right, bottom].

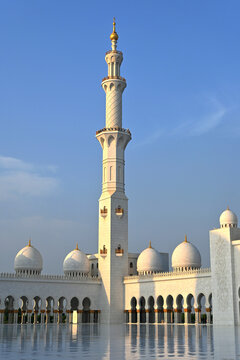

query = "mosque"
[[0, 20, 240, 326]]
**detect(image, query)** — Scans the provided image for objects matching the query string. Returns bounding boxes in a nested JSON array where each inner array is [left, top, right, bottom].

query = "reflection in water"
[[0, 324, 239, 359]]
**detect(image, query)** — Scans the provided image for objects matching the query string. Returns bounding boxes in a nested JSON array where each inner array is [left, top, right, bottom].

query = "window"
[[92, 264, 94, 270], [130, 262, 133, 268]]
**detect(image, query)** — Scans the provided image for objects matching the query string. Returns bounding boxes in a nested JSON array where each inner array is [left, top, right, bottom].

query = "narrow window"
[[130, 262, 133, 269], [110, 166, 112, 181]]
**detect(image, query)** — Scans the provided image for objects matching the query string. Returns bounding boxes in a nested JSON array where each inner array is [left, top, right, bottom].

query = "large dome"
[[172, 236, 201, 271], [219, 207, 238, 228], [63, 244, 90, 276], [137, 242, 164, 274], [14, 240, 43, 275]]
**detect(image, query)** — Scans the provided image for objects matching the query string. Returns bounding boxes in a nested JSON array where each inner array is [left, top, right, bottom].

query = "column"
[[206, 308, 211, 324], [195, 308, 201, 324], [90, 310, 94, 323], [27, 310, 32, 324], [21, 311, 25, 324], [66, 310, 71, 324], [164, 309, 172, 323], [0, 309, 4, 324], [58, 310, 63, 324], [46, 310, 51, 324], [174, 309, 182, 323], [77, 310, 82, 323], [40, 310, 45, 324], [184, 309, 191, 324], [53, 310, 58, 323], [34, 311, 38, 324], [136, 307, 140, 324], [13, 310, 18, 324], [146, 309, 150, 323]]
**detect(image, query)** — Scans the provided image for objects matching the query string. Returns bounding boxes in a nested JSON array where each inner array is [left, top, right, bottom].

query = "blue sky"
[[0, 1, 240, 273]]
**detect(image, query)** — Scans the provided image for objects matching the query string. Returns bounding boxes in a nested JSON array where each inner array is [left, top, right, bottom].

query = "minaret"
[[96, 18, 131, 323]]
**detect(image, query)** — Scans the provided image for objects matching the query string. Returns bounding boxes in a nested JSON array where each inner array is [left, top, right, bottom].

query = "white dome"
[[219, 207, 238, 228], [63, 244, 90, 275], [14, 241, 43, 274], [137, 242, 164, 274], [172, 236, 201, 270]]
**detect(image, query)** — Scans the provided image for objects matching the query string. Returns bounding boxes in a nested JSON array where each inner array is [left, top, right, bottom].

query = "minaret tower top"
[[110, 17, 118, 50]]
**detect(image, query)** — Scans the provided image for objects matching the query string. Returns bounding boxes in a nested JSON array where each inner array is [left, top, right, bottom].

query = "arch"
[[5, 295, 15, 324], [58, 296, 67, 324], [46, 296, 54, 323], [130, 297, 137, 323], [70, 297, 79, 311], [165, 295, 174, 323], [166, 295, 173, 310], [148, 296, 155, 323], [100, 137, 105, 149], [82, 297, 91, 323], [157, 295, 164, 323], [117, 136, 124, 148], [130, 262, 133, 268], [108, 135, 114, 147], [197, 293, 206, 323], [186, 293, 195, 323], [33, 296, 42, 324], [19, 296, 29, 324], [109, 82, 114, 91], [139, 296, 146, 323]]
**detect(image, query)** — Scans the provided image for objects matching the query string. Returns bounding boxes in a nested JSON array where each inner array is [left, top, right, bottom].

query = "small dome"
[[137, 242, 164, 274], [14, 240, 43, 275], [63, 244, 90, 276], [219, 207, 238, 228], [172, 236, 201, 271]]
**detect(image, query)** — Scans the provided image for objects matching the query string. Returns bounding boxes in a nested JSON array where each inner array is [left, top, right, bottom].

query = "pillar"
[[0, 309, 4, 324], [53, 310, 58, 323], [77, 310, 82, 323], [164, 309, 172, 323], [13, 310, 18, 324], [40, 310, 45, 324], [136, 307, 140, 323], [174, 309, 182, 323], [90, 310, 94, 323], [206, 308, 212, 324], [58, 310, 63, 324], [34, 311, 38, 324], [45, 310, 51, 324], [21, 311, 26, 324], [184, 309, 191, 324], [146, 309, 150, 323], [66, 310, 70, 324], [195, 308, 201, 324], [27, 310, 32, 324]]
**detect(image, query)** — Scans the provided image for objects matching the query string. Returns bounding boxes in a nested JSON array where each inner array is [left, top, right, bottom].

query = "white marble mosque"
[[0, 20, 240, 326]]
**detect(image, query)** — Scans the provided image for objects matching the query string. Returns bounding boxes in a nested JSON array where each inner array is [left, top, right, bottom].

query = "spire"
[[184, 235, 188, 243], [149, 240, 152, 248], [110, 17, 118, 50], [28, 238, 32, 247], [75, 243, 79, 250]]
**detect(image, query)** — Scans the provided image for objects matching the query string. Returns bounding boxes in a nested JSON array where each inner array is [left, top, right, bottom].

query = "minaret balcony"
[[102, 75, 126, 82], [96, 127, 131, 136], [100, 247, 107, 257], [100, 207, 108, 218], [115, 248, 124, 256], [115, 207, 124, 217]]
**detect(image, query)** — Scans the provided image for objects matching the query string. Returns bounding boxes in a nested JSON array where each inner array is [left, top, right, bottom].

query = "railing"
[[115, 207, 124, 215], [0, 272, 101, 282], [105, 50, 123, 55], [102, 75, 126, 82], [100, 207, 108, 216], [100, 248, 107, 255], [124, 268, 211, 281], [96, 127, 131, 136], [115, 248, 124, 254]]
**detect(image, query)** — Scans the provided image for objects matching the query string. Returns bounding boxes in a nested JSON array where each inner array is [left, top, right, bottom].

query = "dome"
[[171, 236, 201, 271], [219, 207, 238, 228], [63, 244, 90, 276], [137, 242, 164, 274], [14, 240, 43, 275]]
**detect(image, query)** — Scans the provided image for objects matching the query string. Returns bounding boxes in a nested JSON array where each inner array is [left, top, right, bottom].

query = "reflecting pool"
[[0, 324, 239, 359]]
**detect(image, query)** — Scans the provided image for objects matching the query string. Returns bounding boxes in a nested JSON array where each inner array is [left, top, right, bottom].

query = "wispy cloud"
[[134, 97, 228, 147], [0, 156, 58, 200]]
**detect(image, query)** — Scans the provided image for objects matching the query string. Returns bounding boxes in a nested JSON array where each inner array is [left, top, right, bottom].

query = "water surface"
[[0, 324, 239, 359]]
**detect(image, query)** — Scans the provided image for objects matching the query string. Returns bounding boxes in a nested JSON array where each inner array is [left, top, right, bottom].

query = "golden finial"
[[110, 17, 118, 41], [184, 235, 187, 243], [227, 206, 230, 210], [75, 243, 79, 250], [149, 241, 152, 248], [28, 238, 32, 247]]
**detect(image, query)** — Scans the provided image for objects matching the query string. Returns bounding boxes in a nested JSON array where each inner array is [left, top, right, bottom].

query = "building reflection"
[[0, 324, 239, 359]]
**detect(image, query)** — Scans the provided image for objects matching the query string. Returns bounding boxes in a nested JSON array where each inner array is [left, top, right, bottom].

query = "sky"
[[0, 0, 240, 273]]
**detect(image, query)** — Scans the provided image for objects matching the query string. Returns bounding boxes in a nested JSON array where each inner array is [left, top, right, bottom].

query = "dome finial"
[[75, 243, 79, 251], [184, 235, 187, 243], [28, 238, 32, 247], [110, 17, 119, 44], [227, 205, 230, 210], [149, 240, 152, 248]]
